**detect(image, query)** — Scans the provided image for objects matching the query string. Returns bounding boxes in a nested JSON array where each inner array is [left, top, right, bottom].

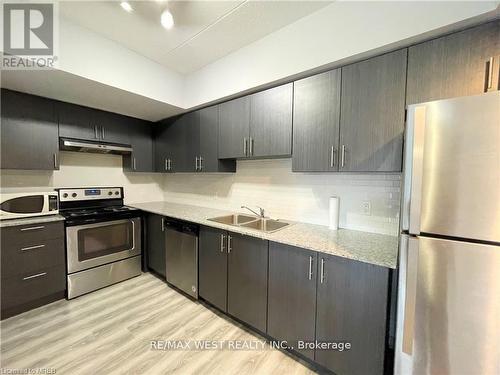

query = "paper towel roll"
[[329, 196, 339, 230]]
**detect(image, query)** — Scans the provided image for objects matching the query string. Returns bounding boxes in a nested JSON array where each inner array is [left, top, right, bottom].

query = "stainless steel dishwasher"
[[164, 219, 199, 299]]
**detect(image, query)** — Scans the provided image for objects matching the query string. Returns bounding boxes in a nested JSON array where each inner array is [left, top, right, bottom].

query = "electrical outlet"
[[361, 201, 371, 215]]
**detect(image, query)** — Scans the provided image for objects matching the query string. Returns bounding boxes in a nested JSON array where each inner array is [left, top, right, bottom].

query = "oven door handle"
[[131, 219, 136, 251]]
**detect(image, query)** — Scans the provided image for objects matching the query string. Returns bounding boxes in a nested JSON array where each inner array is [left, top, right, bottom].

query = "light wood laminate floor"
[[1, 273, 316, 374]]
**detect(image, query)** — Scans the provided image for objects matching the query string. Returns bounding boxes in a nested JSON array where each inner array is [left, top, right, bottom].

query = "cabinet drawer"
[[1, 221, 64, 246], [1, 265, 66, 310], [1, 237, 65, 279]]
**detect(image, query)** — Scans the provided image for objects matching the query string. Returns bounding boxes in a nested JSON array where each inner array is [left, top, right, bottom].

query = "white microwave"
[[0, 192, 59, 220]]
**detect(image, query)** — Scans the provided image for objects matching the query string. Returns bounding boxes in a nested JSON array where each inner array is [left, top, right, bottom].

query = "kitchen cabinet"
[[315, 254, 389, 375], [146, 213, 166, 278], [267, 242, 317, 360], [249, 83, 293, 158], [292, 70, 341, 172], [198, 106, 236, 172], [1, 89, 59, 170], [218, 96, 250, 159], [199, 226, 228, 311], [218, 83, 292, 159], [154, 116, 187, 173], [227, 233, 268, 333], [1, 221, 66, 319], [339, 49, 407, 172], [123, 118, 154, 172], [407, 20, 500, 105], [199, 228, 268, 332], [59, 101, 130, 144]]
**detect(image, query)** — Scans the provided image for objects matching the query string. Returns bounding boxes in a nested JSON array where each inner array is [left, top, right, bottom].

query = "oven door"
[[66, 217, 141, 273]]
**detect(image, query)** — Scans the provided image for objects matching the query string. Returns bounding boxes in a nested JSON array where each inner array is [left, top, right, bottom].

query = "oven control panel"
[[59, 188, 122, 202]]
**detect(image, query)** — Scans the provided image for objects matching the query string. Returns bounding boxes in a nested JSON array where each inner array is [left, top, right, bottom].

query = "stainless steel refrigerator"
[[395, 91, 500, 375]]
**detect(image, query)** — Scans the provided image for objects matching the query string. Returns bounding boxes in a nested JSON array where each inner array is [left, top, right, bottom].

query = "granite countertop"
[[0, 214, 65, 228], [130, 201, 399, 269]]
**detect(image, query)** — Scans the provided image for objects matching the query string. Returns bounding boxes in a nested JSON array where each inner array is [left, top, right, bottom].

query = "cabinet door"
[[146, 214, 166, 278], [96, 110, 130, 145], [292, 70, 341, 172], [218, 96, 250, 159], [316, 254, 389, 375], [1, 89, 59, 170], [124, 118, 153, 172], [58, 101, 98, 141], [227, 233, 268, 332], [249, 83, 293, 158], [183, 111, 200, 173], [153, 117, 185, 173], [268, 242, 317, 360], [407, 21, 500, 105], [199, 226, 228, 312], [340, 49, 407, 172]]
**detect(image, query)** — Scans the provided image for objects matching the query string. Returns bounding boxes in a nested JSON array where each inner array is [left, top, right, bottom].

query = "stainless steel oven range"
[[58, 187, 142, 299]]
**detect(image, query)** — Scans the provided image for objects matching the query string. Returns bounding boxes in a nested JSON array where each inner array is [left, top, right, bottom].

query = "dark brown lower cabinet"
[[1, 221, 66, 319], [199, 226, 228, 312], [315, 254, 389, 375], [267, 242, 317, 360], [227, 233, 268, 333], [146, 214, 166, 278]]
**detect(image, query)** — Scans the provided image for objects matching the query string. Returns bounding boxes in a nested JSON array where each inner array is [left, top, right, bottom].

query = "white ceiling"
[[60, 0, 332, 74]]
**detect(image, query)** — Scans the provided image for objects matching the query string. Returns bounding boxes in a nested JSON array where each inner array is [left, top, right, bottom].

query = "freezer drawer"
[[396, 235, 500, 375], [403, 92, 500, 242]]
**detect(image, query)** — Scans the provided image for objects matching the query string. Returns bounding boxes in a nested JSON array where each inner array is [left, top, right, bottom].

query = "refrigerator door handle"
[[402, 236, 419, 355], [406, 105, 427, 235]]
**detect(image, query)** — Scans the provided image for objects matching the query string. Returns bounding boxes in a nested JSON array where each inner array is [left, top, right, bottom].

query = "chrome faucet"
[[241, 205, 266, 218]]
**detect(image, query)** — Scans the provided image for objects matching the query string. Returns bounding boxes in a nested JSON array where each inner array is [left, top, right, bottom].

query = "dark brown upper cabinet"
[[292, 70, 341, 172], [1, 89, 59, 170], [249, 83, 293, 158], [339, 49, 407, 172], [218, 96, 250, 159], [406, 20, 500, 105], [218, 83, 293, 159], [59, 101, 129, 145], [154, 115, 188, 173], [123, 118, 154, 173]]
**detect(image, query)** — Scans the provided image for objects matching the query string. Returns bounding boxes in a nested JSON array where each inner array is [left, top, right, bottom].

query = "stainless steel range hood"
[[60, 139, 133, 155]]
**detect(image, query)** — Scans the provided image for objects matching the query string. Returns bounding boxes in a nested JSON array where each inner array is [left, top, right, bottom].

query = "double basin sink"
[[207, 214, 291, 233]]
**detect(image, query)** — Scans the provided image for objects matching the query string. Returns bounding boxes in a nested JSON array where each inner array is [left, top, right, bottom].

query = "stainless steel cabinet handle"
[[341, 145, 346, 168], [21, 244, 45, 252], [199, 156, 203, 171], [133, 157, 136, 171], [94, 125, 98, 139], [330, 146, 335, 168], [243, 138, 248, 156], [308, 256, 313, 280], [101, 126, 105, 139], [165, 158, 168, 171], [220, 234, 226, 253], [249, 137, 254, 156], [168, 159, 172, 171], [195, 157, 199, 171], [20, 226, 44, 231], [161, 218, 165, 232], [53, 153, 58, 168], [486, 57, 494, 91], [320, 258, 325, 284], [227, 235, 232, 253], [23, 272, 47, 281]]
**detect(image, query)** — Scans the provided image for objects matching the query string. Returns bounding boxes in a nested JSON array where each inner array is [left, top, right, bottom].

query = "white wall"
[[0, 152, 164, 204], [161, 159, 401, 235], [184, 1, 499, 107]]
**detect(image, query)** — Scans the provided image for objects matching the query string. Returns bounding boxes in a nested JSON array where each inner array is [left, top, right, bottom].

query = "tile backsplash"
[[0, 155, 401, 235], [163, 159, 401, 235]]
